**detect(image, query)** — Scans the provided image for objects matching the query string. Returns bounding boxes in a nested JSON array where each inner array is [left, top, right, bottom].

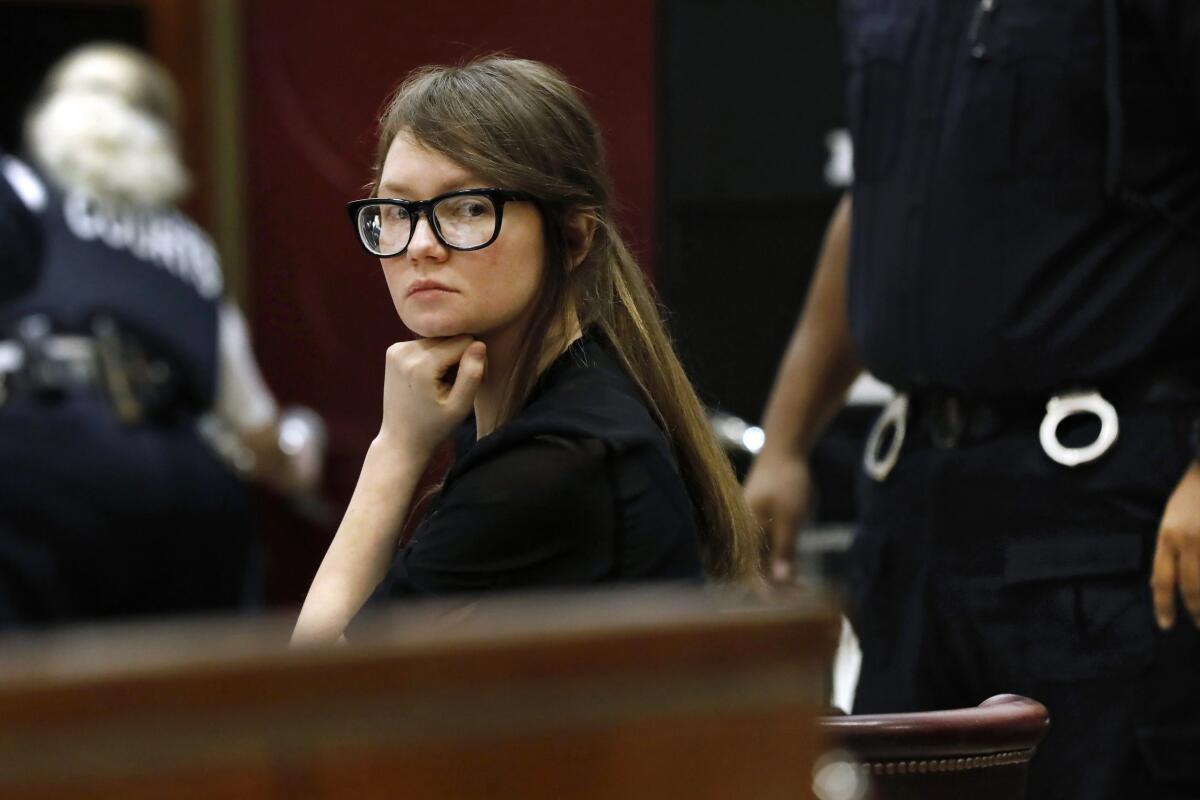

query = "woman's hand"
[[291, 336, 485, 646], [378, 336, 487, 460]]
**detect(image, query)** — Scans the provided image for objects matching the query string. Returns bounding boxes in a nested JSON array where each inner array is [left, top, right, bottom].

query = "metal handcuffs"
[[1038, 390, 1119, 468], [864, 394, 909, 482], [864, 389, 1119, 481]]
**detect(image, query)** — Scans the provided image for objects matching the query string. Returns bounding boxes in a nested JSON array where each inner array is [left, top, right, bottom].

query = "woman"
[[293, 57, 760, 643]]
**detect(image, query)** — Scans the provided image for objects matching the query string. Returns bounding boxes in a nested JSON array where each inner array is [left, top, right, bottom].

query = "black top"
[[0, 158, 222, 409], [842, 0, 1200, 397], [372, 333, 706, 599]]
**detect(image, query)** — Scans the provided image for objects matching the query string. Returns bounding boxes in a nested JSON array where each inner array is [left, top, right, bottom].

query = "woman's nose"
[[406, 212, 448, 261]]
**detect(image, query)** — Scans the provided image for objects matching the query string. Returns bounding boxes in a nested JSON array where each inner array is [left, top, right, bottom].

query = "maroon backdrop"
[[242, 2, 658, 602]]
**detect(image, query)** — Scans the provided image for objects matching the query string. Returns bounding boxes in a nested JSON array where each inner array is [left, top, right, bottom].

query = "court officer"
[[0, 44, 323, 626], [745, 2, 1200, 798]]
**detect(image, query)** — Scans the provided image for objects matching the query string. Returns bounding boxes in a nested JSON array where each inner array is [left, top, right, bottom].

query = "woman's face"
[[376, 133, 546, 342]]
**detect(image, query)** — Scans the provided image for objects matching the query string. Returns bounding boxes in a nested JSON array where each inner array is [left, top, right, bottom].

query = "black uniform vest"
[[841, 0, 1200, 397], [0, 161, 221, 410]]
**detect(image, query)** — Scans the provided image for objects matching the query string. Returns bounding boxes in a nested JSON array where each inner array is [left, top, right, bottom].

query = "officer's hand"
[[378, 336, 486, 460], [1152, 461, 1200, 630], [744, 450, 814, 584]]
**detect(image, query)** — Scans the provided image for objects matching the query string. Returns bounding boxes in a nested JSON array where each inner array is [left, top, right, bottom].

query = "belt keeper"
[[929, 394, 966, 449]]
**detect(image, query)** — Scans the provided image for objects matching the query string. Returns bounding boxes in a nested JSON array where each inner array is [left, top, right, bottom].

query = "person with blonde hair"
[[294, 56, 761, 643], [0, 43, 323, 626]]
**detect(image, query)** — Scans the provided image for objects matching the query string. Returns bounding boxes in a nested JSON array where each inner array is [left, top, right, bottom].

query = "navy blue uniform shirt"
[[842, 0, 1200, 397]]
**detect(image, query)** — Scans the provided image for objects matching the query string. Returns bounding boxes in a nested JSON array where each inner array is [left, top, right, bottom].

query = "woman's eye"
[[462, 201, 487, 217]]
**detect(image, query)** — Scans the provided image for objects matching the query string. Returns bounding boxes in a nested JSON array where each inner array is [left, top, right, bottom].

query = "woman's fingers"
[[420, 337, 486, 411], [445, 341, 487, 415], [416, 335, 475, 383], [379, 336, 483, 457]]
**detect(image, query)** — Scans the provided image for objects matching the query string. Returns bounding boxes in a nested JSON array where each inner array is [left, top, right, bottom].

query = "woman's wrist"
[[369, 428, 436, 473], [291, 434, 425, 645], [358, 439, 429, 509]]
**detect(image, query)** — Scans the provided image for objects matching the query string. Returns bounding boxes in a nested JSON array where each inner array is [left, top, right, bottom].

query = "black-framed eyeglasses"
[[346, 188, 534, 257]]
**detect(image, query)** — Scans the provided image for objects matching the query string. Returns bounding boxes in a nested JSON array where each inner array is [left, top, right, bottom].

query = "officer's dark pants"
[[849, 404, 1200, 800], [0, 394, 257, 628]]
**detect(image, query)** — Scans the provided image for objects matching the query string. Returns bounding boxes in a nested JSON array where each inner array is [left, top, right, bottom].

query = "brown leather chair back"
[[816, 694, 1050, 800]]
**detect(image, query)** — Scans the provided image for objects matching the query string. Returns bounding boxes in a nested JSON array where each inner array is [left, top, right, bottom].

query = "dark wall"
[[0, 4, 148, 154], [0, 3, 217, 231], [658, 1, 845, 423]]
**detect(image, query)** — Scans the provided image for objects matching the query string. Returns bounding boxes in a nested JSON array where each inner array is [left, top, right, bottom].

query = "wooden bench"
[[0, 586, 838, 799]]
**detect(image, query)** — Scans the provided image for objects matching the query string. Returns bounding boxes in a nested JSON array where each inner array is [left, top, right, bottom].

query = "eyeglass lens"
[[358, 194, 500, 255]]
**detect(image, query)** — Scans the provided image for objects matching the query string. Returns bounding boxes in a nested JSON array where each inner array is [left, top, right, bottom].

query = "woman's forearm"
[[292, 437, 424, 644]]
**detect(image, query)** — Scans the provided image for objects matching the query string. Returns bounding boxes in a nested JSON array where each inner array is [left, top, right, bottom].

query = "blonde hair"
[[372, 56, 762, 582], [25, 43, 189, 207]]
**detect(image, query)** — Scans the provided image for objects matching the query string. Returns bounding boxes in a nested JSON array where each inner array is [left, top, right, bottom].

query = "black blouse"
[[373, 333, 705, 598]]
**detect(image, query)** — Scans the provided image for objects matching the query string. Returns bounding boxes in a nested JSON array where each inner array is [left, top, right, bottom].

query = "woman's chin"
[[401, 316, 469, 339]]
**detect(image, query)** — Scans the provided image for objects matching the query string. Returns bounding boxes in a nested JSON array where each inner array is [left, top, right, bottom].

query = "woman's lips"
[[407, 281, 456, 297]]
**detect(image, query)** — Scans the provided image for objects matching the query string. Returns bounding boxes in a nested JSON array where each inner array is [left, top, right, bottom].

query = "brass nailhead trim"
[[853, 749, 1035, 776]]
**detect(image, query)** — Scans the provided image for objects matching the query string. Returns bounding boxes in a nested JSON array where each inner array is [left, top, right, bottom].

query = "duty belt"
[[0, 315, 177, 424], [864, 379, 1200, 482]]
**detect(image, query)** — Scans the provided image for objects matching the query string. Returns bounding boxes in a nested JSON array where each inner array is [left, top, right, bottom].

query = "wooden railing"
[[0, 586, 838, 799]]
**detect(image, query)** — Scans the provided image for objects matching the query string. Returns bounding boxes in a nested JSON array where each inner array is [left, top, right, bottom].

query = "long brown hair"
[[372, 56, 762, 582]]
